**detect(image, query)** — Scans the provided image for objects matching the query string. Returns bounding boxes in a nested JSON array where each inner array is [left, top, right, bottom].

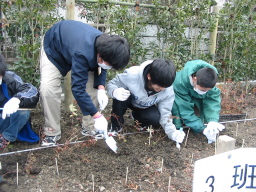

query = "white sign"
[[193, 148, 256, 192]]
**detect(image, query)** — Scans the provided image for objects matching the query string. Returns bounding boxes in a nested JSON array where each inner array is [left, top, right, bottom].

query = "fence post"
[[64, 0, 75, 112], [216, 135, 236, 155], [209, 5, 219, 65]]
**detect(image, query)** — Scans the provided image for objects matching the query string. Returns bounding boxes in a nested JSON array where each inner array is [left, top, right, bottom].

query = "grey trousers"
[[40, 47, 99, 136]]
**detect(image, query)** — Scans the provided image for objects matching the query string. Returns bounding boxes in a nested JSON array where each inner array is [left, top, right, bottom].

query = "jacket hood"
[[183, 59, 218, 77]]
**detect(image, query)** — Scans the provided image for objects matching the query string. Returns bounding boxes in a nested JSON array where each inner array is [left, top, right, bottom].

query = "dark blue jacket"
[[1, 71, 39, 143], [44, 20, 107, 116]]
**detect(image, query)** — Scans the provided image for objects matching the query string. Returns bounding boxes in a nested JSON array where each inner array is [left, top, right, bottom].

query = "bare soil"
[[0, 85, 255, 192]]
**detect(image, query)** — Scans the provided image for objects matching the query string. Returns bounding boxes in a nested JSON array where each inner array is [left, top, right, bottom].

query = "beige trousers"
[[40, 47, 99, 136]]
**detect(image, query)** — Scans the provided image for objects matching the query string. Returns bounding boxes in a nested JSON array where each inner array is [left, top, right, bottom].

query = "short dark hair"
[[95, 34, 130, 70], [148, 59, 176, 87], [0, 54, 8, 76], [196, 67, 217, 88]]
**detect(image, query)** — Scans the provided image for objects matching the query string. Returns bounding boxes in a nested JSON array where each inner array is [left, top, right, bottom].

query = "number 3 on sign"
[[205, 176, 215, 192]]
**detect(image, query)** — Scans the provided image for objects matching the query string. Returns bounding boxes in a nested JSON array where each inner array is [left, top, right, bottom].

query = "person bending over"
[[40, 20, 130, 146], [107, 59, 185, 144], [172, 59, 225, 143]]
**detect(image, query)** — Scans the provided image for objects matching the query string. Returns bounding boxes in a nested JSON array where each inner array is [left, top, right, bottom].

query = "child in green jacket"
[[172, 60, 225, 143]]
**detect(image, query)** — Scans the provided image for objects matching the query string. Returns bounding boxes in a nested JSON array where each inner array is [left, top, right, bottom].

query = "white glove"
[[94, 115, 108, 132], [2, 97, 20, 119], [203, 121, 225, 143], [207, 121, 225, 131], [97, 89, 108, 111], [113, 88, 130, 101], [171, 130, 186, 143]]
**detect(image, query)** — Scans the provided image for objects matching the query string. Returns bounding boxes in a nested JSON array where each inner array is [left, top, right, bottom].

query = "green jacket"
[[171, 60, 221, 133]]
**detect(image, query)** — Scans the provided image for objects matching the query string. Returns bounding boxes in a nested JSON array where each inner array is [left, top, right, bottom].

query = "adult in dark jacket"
[[40, 20, 130, 146], [172, 60, 225, 143], [0, 54, 39, 149]]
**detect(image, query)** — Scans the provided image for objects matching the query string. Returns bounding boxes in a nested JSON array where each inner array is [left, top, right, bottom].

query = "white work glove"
[[207, 121, 225, 131], [97, 89, 108, 111], [171, 130, 186, 143], [94, 115, 108, 132], [113, 88, 130, 101], [203, 122, 224, 143], [2, 97, 20, 119]]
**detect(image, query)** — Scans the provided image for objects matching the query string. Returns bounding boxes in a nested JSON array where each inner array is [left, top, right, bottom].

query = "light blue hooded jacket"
[[107, 60, 177, 139]]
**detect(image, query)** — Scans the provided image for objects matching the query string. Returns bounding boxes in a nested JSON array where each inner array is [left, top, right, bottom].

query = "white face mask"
[[98, 62, 112, 70], [194, 87, 207, 95]]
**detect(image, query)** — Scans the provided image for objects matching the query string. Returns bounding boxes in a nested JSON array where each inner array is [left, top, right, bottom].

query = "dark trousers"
[[0, 110, 30, 142], [111, 96, 160, 131]]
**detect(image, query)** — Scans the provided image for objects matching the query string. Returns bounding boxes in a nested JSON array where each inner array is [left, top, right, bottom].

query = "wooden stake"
[[244, 113, 248, 125], [92, 174, 94, 192], [235, 123, 238, 137], [168, 176, 171, 192], [216, 135, 236, 154], [55, 158, 59, 176], [184, 128, 190, 147], [160, 158, 164, 173], [125, 167, 128, 184], [16, 162, 18, 185], [190, 153, 194, 164]]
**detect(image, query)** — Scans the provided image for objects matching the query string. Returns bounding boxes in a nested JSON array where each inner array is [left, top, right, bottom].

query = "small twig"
[[184, 127, 190, 147], [168, 176, 171, 192], [147, 126, 153, 145], [235, 123, 238, 137], [215, 133, 218, 155], [190, 153, 194, 165], [16, 162, 18, 185], [243, 113, 248, 125], [242, 139, 245, 148], [92, 174, 94, 192], [125, 167, 129, 184], [55, 158, 59, 176], [161, 158, 164, 173]]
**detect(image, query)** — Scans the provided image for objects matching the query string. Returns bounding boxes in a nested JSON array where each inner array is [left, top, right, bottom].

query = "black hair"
[[0, 54, 8, 76], [196, 67, 217, 88], [95, 34, 130, 70], [148, 59, 176, 87]]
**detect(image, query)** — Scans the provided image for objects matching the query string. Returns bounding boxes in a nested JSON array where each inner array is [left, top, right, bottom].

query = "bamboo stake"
[[55, 158, 59, 176], [92, 174, 94, 192], [235, 123, 238, 137], [190, 153, 194, 165], [0, 108, 34, 110], [242, 139, 245, 148], [16, 162, 18, 185], [125, 167, 128, 185], [184, 127, 190, 147], [161, 158, 164, 173], [168, 176, 171, 192]]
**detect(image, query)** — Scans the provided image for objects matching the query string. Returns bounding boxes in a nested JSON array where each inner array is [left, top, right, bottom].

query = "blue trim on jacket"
[[2, 83, 39, 144]]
